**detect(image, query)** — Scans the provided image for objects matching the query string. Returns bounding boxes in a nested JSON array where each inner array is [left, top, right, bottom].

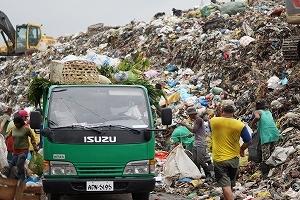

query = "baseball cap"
[[18, 110, 29, 118]]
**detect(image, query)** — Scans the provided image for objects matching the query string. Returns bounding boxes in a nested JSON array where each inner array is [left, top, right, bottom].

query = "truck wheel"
[[47, 193, 60, 200], [132, 192, 150, 200]]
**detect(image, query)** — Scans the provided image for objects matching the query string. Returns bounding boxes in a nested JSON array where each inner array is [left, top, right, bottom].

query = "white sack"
[[163, 144, 202, 183], [0, 134, 8, 168]]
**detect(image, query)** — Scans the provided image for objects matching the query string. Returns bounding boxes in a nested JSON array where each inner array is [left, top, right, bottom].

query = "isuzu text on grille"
[[84, 136, 117, 143]]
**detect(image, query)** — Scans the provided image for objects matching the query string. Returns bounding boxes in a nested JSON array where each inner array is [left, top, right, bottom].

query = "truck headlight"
[[124, 160, 155, 175], [49, 161, 77, 176]]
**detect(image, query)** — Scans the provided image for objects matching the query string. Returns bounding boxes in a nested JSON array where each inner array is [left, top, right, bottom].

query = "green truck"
[[30, 85, 172, 200]]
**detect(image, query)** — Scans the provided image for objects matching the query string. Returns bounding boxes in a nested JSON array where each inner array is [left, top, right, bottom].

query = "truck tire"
[[132, 192, 150, 200], [47, 193, 60, 200]]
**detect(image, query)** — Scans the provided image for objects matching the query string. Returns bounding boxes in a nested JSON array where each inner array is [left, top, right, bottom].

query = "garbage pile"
[[0, 0, 300, 199]]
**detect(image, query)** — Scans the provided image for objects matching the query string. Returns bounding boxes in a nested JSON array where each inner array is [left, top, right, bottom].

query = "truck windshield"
[[48, 87, 150, 128]]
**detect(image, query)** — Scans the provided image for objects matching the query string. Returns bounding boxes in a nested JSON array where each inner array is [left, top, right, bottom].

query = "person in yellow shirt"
[[210, 105, 251, 200]]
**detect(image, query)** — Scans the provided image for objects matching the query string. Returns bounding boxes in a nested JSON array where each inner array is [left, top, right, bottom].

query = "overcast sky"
[[2, 0, 211, 37]]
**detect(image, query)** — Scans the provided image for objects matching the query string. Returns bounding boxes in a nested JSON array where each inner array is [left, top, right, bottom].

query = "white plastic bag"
[[267, 76, 281, 90], [163, 144, 202, 184], [239, 36, 255, 47], [0, 134, 8, 168], [266, 146, 296, 166]]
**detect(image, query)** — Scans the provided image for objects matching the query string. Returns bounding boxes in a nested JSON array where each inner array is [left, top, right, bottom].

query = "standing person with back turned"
[[210, 105, 251, 200], [251, 100, 279, 178]]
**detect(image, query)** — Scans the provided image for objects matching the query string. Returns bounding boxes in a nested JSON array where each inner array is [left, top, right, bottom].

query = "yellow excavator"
[[282, 0, 300, 60], [0, 10, 55, 56]]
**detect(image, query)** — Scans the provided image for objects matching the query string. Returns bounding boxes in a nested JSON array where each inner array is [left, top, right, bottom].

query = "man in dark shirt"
[[180, 107, 214, 181]]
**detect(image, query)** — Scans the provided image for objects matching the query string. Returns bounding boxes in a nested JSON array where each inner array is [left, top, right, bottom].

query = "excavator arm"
[[0, 10, 16, 55]]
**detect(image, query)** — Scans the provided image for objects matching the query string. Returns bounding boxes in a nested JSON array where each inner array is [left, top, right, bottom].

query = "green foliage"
[[118, 53, 150, 72], [97, 63, 116, 78], [28, 77, 53, 107], [28, 152, 44, 176]]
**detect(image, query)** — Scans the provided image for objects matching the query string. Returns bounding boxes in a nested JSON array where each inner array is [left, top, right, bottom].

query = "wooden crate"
[[22, 186, 43, 200], [62, 60, 100, 84], [0, 178, 42, 200], [0, 177, 25, 200]]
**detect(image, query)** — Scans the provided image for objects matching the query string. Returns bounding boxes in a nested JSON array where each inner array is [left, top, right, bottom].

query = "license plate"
[[86, 181, 114, 191]]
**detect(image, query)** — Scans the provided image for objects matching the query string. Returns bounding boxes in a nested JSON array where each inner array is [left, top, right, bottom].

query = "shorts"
[[214, 157, 239, 188]]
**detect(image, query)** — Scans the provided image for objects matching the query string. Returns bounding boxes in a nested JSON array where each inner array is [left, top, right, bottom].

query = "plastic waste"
[[240, 36, 255, 47], [171, 126, 194, 150], [144, 70, 159, 79], [256, 191, 272, 198], [166, 64, 178, 72], [267, 76, 281, 90], [279, 77, 288, 85], [178, 88, 191, 101], [201, 5, 218, 18], [199, 97, 209, 107], [167, 79, 178, 87], [114, 71, 129, 82], [164, 92, 181, 105], [177, 177, 193, 183], [266, 146, 296, 166], [220, 2, 247, 15], [242, 21, 254, 36], [210, 87, 223, 95]]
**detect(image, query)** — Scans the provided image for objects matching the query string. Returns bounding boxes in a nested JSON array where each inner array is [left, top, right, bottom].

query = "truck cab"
[[30, 85, 172, 200]]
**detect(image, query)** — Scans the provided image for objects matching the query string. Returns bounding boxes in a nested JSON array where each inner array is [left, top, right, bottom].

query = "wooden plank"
[[24, 186, 42, 194], [0, 177, 18, 187]]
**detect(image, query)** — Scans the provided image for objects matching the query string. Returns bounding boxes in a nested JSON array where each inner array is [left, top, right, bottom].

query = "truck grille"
[[75, 163, 124, 177]]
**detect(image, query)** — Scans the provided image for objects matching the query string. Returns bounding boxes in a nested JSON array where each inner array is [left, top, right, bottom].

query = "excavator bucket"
[[285, 0, 300, 24]]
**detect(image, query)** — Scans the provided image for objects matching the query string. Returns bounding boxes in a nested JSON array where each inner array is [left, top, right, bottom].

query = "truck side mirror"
[[161, 108, 172, 125], [30, 111, 42, 129]]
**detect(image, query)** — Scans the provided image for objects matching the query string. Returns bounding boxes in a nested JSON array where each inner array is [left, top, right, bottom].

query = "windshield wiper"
[[89, 124, 142, 135], [48, 120, 58, 126], [52, 89, 68, 93], [51, 124, 103, 134]]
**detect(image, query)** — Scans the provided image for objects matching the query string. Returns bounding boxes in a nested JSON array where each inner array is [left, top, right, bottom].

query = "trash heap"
[[0, 0, 300, 199]]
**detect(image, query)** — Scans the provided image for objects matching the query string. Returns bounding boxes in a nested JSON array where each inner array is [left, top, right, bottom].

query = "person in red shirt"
[[5, 113, 38, 180]]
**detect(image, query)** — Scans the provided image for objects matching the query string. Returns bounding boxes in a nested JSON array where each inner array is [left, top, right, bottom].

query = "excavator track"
[[282, 36, 300, 60]]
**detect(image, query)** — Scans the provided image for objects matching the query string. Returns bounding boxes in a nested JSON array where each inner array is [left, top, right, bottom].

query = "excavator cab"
[[0, 10, 54, 57], [282, 0, 300, 60], [15, 24, 41, 54]]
